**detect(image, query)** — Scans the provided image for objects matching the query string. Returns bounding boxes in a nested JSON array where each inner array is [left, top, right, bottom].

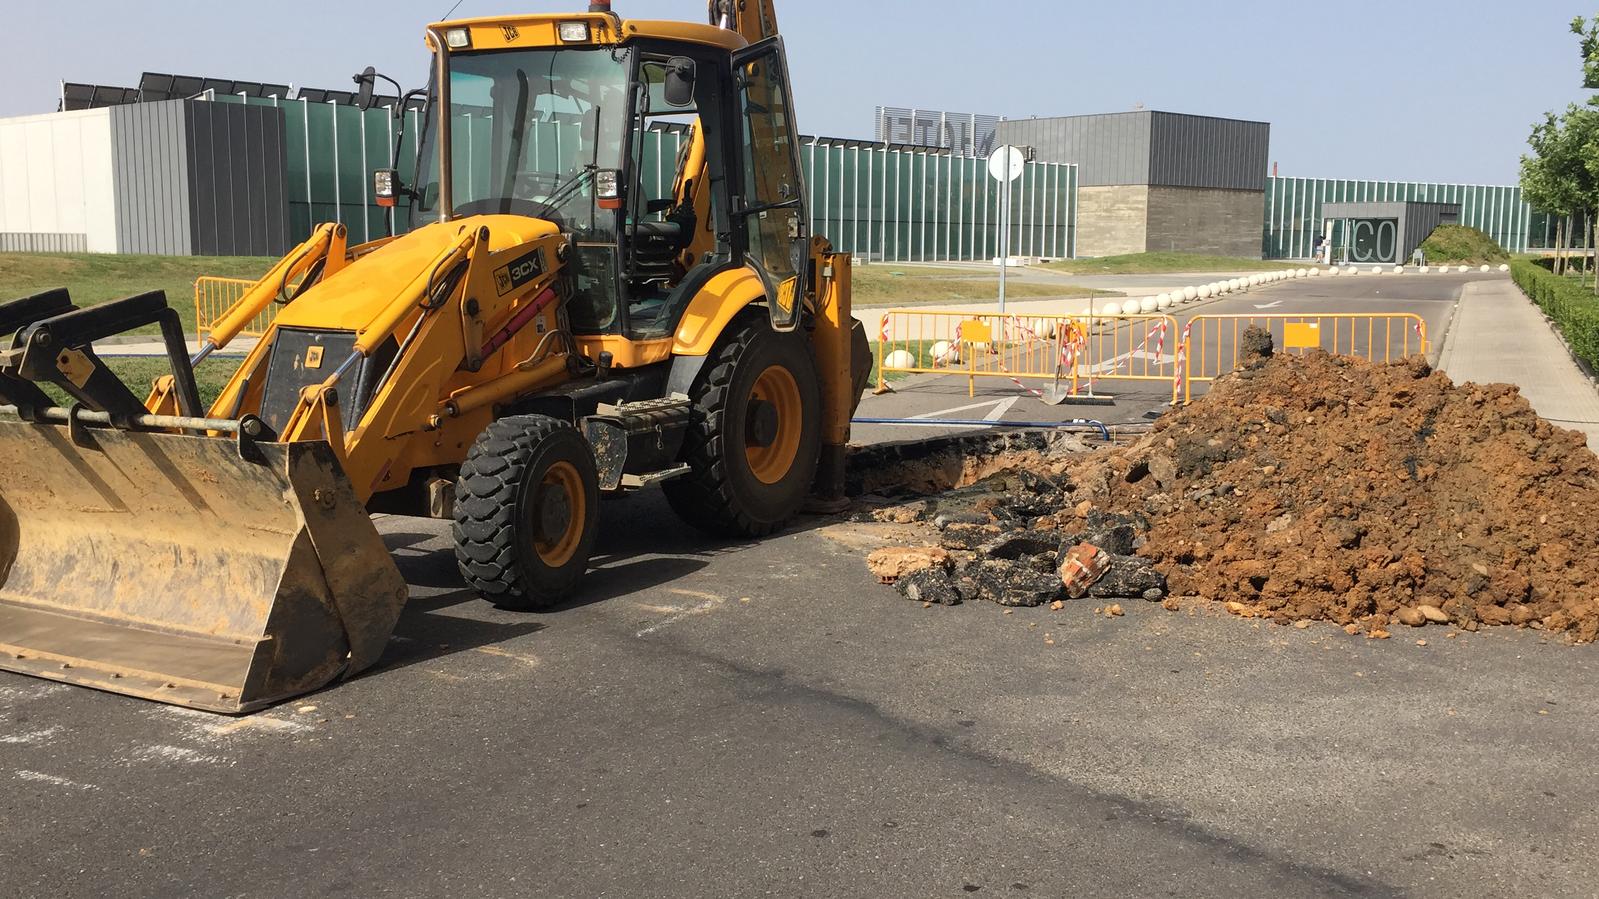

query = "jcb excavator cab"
[[405, 14, 811, 339]]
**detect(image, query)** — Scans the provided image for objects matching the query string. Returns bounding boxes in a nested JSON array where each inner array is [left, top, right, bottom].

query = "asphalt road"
[[5, 269, 1594, 898]]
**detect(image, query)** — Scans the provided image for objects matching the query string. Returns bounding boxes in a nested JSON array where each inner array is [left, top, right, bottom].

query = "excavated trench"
[[850, 335, 1599, 641]]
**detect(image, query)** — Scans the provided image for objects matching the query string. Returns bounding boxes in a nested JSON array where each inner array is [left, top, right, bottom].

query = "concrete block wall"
[[1076, 185, 1148, 257], [1146, 187, 1265, 258]]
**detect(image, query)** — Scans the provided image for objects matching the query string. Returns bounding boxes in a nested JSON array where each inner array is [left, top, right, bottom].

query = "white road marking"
[[470, 646, 540, 667], [0, 684, 69, 702], [14, 770, 98, 790], [146, 705, 312, 742], [983, 397, 1020, 421], [1087, 350, 1175, 375], [1253, 300, 1284, 309], [636, 596, 724, 638], [126, 744, 230, 766], [0, 725, 63, 745], [908, 399, 1013, 420]]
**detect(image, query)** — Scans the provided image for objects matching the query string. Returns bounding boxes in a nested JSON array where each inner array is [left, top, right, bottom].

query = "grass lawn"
[[853, 266, 1117, 306], [37, 355, 247, 412], [0, 252, 273, 336], [867, 339, 943, 385], [1043, 252, 1288, 275]]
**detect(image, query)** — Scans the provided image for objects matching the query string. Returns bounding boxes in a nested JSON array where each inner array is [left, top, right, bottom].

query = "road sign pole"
[[999, 170, 1009, 315], [987, 144, 1024, 317]]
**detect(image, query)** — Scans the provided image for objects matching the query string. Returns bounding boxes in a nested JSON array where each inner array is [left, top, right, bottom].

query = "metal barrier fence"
[[874, 309, 1179, 401], [194, 276, 269, 339], [876, 309, 1428, 406], [1178, 313, 1428, 402]]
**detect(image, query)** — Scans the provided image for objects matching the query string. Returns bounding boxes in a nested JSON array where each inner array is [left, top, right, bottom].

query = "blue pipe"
[[852, 417, 1112, 441]]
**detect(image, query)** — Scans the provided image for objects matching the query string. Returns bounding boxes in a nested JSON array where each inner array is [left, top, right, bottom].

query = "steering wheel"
[[514, 171, 561, 199]]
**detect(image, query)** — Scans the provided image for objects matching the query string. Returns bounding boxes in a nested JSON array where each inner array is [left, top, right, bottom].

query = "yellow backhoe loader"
[[0, 0, 871, 713]]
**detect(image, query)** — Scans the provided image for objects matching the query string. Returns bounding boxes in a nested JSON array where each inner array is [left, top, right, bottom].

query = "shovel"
[[1044, 314, 1115, 406]]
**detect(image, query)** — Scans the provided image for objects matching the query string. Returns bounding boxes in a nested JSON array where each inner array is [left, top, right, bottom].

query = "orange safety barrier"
[[872, 308, 1180, 401], [194, 276, 271, 339], [1178, 313, 1428, 403]]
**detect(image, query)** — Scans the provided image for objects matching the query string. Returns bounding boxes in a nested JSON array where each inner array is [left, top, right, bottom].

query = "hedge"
[[1510, 259, 1599, 370]]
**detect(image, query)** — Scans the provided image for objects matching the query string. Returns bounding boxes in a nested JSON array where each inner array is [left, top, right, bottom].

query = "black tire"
[[664, 320, 822, 537], [453, 415, 600, 610]]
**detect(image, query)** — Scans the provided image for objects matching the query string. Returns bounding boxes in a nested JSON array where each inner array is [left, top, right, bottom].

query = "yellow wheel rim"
[[745, 364, 803, 485], [534, 460, 586, 567]]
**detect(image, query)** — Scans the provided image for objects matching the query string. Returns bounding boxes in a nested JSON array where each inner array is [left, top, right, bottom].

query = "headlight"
[[595, 169, 622, 210], [373, 169, 398, 207], [444, 28, 471, 49], [558, 22, 591, 42]]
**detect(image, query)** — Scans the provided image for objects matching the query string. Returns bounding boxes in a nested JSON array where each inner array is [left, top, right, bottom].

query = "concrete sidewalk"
[[1438, 280, 1599, 452]]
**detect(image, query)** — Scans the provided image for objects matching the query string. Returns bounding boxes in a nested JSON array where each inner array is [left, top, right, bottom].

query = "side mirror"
[[663, 57, 696, 108], [352, 66, 377, 110]]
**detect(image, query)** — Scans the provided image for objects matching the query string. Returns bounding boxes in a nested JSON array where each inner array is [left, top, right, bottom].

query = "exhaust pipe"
[[589, 1, 611, 11]]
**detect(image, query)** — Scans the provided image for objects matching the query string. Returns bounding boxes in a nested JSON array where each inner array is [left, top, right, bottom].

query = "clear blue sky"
[[5, 0, 1594, 184]]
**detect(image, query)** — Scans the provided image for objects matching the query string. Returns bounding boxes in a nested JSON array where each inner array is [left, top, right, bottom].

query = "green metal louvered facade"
[[1262, 176, 1536, 259], [208, 97, 1078, 261]]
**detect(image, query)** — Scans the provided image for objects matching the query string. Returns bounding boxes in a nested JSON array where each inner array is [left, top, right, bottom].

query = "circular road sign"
[[987, 145, 1025, 182]]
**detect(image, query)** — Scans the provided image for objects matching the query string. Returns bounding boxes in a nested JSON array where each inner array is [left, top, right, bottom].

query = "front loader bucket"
[[0, 418, 408, 714]]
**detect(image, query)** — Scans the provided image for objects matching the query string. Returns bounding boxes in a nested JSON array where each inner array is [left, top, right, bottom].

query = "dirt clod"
[[1418, 604, 1450, 624], [866, 546, 951, 584], [1395, 607, 1427, 627]]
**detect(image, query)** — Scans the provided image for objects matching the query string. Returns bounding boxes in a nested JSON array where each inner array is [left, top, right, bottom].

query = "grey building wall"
[[1147, 113, 1269, 191], [185, 101, 291, 257], [995, 113, 1151, 187], [109, 100, 192, 255], [995, 111, 1268, 190]]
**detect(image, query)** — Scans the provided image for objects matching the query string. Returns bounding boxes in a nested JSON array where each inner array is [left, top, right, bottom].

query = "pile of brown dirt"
[[1059, 351, 1599, 639]]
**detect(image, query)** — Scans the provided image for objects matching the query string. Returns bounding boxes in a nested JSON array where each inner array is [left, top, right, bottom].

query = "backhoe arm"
[[709, 0, 778, 44]]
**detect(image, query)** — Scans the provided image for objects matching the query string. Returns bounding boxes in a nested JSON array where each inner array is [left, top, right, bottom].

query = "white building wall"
[[0, 108, 118, 252]]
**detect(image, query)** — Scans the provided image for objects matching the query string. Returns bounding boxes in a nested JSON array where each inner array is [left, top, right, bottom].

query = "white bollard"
[[1295, 268, 1307, 278], [1393, 265, 1404, 274], [1480, 264, 1491, 273], [1498, 263, 1510, 272], [1155, 293, 1173, 310], [1457, 265, 1470, 273], [928, 340, 958, 364], [1419, 265, 1430, 274], [1121, 299, 1143, 316], [1139, 296, 1159, 314], [1198, 284, 1212, 299], [1308, 267, 1321, 277], [884, 349, 916, 370], [1183, 286, 1199, 302]]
